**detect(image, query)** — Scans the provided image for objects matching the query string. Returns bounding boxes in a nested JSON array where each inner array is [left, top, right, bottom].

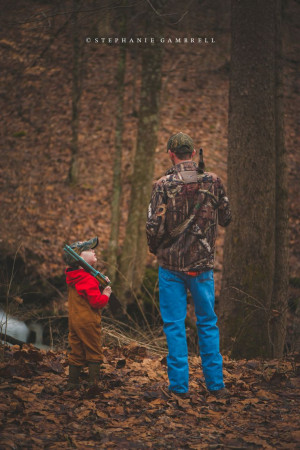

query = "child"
[[64, 237, 112, 388]]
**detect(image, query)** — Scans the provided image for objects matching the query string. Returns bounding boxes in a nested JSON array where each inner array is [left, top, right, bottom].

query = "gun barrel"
[[198, 148, 205, 174], [63, 245, 110, 287]]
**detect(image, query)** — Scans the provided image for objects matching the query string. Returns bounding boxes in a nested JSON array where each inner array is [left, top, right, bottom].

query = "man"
[[146, 132, 231, 398]]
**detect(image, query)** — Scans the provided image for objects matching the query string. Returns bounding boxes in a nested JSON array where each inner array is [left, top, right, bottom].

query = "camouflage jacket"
[[146, 161, 231, 272]]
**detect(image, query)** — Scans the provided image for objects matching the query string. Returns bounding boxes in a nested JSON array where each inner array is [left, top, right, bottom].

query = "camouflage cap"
[[167, 132, 194, 154], [63, 237, 98, 266]]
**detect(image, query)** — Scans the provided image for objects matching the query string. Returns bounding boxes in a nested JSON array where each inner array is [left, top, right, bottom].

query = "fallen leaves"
[[256, 389, 279, 401], [0, 344, 299, 448]]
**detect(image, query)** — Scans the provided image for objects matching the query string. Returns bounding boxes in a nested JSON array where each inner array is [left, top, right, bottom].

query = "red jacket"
[[65, 268, 109, 309]]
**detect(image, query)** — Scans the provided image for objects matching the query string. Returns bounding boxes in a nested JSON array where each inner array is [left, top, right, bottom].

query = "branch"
[[9, 2, 138, 26], [144, 0, 196, 25]]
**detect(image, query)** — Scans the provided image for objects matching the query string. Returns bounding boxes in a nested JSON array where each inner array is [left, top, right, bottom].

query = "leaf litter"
[[0, 344, 299, 448]]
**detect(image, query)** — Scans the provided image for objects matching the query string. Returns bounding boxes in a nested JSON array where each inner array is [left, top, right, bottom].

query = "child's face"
[[80, 249, 97, 266]]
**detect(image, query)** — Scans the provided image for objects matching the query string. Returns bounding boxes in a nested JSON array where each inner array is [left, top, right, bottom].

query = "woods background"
[[0, 2, 300, 448], [0, 0, 299, 356]]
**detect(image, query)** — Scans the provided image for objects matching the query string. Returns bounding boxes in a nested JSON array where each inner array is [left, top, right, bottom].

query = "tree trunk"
[[106, 14, 127, 284], [220, 0, 280, 358], [115, 39, 163, 301], [68, 0, 82, 185], [270, 0, 289, 357]]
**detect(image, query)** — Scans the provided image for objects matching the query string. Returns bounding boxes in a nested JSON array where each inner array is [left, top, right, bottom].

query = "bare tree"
[[270, 0, 289, 357], [220, 0, 288, 358], [115, 10, 163, 301], [68, 0, 85, 184], [106, 8, 127, 283]]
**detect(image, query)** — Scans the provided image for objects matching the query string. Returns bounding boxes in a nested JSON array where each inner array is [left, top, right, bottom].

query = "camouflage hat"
[[167, 132, 194, 154], [63, 237, 98, 266]]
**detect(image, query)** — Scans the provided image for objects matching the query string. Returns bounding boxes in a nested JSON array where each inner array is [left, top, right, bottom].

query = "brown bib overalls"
[[68, 286, 102, 366]]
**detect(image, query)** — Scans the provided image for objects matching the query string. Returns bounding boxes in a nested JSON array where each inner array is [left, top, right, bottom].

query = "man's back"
[[146, 160, 231, 272]]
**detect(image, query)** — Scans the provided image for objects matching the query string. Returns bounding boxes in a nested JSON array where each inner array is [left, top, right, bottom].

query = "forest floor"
[[0, 344, 299, 449]]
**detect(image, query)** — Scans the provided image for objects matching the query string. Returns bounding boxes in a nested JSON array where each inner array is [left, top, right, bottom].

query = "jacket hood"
[[65, 268, 90, 286]]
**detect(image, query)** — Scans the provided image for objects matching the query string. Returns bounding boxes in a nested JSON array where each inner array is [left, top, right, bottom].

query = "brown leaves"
[[12, 296, 24, 305], [0, 344, 299, 448], [14, 386, 39, 403]]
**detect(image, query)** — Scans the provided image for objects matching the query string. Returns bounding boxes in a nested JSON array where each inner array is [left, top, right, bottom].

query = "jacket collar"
[[165, 160, 197, 176]]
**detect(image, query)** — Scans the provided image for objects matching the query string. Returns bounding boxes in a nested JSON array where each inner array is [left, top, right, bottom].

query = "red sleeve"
[[75, 273, 109, 309]]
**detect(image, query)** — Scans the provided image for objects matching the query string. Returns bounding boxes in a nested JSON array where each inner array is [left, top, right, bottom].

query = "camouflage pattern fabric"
[[146, 161, 231, 273], [63, 237, 98, 266], [167, 132, 194, 154]]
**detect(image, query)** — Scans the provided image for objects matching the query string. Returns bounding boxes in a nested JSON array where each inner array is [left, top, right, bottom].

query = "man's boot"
[[66, 364, 82, 390], [209, 387, 230, 399], [88, 362, 100, 386]]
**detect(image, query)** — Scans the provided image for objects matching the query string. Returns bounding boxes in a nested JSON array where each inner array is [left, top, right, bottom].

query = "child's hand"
[[104, 276, 111, 284], [103, 286, 112, 298]]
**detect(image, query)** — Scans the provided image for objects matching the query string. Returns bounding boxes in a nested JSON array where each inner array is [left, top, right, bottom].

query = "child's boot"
[[88, 362, 100, 385], [66, 364, 82, 390]]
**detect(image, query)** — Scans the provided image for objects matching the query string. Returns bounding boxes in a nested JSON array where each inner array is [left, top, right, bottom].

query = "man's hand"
[[103, 286, 112, 298]]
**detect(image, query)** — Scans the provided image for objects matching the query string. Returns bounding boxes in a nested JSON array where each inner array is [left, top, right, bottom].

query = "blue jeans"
[[158, 266, 224, 393]]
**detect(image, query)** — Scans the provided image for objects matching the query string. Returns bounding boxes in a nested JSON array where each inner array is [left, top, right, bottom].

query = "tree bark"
[[115, 39, 163, 301], [106, 13, 127, 284], [68, 0, 82, 185], [220, 0, 281, 358], [270, 0, 289, 357]]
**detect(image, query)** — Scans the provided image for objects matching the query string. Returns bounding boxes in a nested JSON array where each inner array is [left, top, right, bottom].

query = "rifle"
[[63, 245, 110, 287], [198, 148, 205, 174]]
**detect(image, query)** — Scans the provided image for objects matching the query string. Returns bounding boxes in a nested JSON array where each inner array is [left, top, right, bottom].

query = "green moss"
[[125, 265, 161, 326], [13, 131, 26, 138], [142, 266, 159, 295], [288, 296, 299, 314], [290, 277, 300, 288]]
